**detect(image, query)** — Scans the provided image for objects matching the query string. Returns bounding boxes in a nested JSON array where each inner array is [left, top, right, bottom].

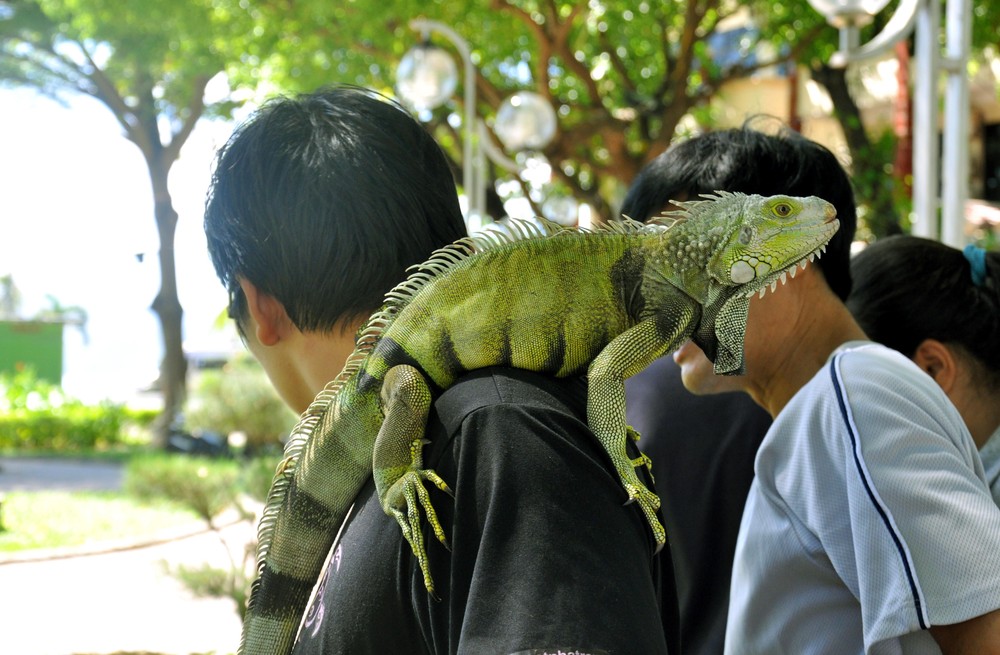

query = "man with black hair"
[[204, 86, 676, 654], [623, 124, 857, 655], [625, 124, 1000, 652]]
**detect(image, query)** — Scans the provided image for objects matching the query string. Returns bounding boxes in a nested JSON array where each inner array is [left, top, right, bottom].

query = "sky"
[[0, 87, 242, 403]]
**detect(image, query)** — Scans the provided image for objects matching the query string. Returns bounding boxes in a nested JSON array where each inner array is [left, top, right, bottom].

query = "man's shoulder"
[[792, 341, 928, 400], [781, 340, 966, 444], [432, 367, 588, 436], [771, 342, 916, 440], [829, 340, 916, 376], [823, 341, 949, 406], [424, 367, 631, 492]]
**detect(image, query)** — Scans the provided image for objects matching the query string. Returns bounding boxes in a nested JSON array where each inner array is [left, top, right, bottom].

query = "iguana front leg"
[[587, 308, 697, 552], [372, 364, 452, 597]]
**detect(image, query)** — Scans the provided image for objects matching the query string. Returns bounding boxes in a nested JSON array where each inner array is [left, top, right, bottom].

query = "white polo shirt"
[[979, 424, 1000, 505], [726, 342, 1000, 654]]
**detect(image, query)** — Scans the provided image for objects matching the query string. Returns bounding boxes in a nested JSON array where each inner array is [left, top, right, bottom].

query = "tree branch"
[[75, 42, 148, 152], [598, 31, 638, 100], [162, 74, 211, 164], [495, 0, 601, 106]]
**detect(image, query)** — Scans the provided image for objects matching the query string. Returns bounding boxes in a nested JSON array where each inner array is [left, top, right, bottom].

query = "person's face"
[[672, 282, 786, 396], [672, 339, 747, 395], [238, 311, 313, 413], [231, 282, 321, 414]]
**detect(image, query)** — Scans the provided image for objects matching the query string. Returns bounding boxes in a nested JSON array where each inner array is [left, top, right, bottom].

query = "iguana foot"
[[621, 478, 666, 553], [626, 425, 642, 442], [625, 426, 655, 479], [593, 426, 666, 552], [630, 452, 654, 479], [384, 467, 453, 597]]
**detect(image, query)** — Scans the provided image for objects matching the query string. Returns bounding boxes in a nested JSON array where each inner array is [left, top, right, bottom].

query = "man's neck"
[[286, 317, 368, 412], [743, 271, 867, 418]]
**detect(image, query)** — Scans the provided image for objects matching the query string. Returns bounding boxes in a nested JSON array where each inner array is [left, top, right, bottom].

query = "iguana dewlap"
[[239, 191, 840, 655]]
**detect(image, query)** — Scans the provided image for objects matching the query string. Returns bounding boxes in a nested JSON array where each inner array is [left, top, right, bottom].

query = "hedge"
[[0, 366, 133, 452], [0, 401, 129, 451]]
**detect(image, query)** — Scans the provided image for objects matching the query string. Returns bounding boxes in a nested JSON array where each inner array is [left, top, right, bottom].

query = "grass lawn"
[[0, 490, 201, 553]]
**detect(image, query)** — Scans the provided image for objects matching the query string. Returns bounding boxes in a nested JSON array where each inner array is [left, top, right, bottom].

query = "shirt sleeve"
[[830, 347, 1000, 644], [411, 391, 670, 655]]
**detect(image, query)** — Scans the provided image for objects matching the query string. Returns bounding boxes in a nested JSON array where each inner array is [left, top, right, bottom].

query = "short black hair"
[[848, 236, 1000, 391], [204, 85, 467, 332], [621, 122, 858, 300]]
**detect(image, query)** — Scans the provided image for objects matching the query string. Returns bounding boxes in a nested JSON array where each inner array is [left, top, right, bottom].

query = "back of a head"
[[847, 235, 1000, 389], [622, 124, 858, 300], [204, 85, 467, 332]]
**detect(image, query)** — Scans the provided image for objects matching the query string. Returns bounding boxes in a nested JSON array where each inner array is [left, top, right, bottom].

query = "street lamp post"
[[397, 22, 560, 229], [398, 18, 480, 223], [806, 0, 971, 247]]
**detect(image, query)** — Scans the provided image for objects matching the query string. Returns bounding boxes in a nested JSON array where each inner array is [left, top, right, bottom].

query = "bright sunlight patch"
[[0, 490, 199, 552]]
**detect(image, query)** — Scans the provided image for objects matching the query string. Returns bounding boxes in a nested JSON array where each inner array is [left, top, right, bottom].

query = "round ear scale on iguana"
[[238, 192, 840, 655]]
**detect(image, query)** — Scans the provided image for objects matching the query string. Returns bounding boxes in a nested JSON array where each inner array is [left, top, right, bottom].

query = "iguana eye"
[[773, 202, 793, 218]]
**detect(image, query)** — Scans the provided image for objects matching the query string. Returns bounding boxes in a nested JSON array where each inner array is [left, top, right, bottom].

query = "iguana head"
[[657, 191, 840, 375]]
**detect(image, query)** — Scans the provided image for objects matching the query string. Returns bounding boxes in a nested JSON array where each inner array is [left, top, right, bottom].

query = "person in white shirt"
[[847, 236, 1000, 505], [674, 212, 1000, 650]]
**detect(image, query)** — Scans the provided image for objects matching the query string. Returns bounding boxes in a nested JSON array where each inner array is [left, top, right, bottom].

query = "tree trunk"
[[148, 156, 187, 449], [811, 62, 903, 237], [893, 40, 913, 199]]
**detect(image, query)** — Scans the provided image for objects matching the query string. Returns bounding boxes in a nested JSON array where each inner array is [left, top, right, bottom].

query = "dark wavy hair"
[[204, 85, 467, 333], [621, 121, 858, 300]]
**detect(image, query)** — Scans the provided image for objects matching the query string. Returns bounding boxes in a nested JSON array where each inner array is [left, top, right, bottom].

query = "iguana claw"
[[630, 452, 655, 479], [384, 467, 452, 597], [621, 481, 666, 552]]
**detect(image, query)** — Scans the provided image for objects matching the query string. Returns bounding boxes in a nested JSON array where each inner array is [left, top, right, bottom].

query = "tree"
[[4, 0, 993, 429], [785, 0, 1000, 238], [236, 0, 999, 240], [0, 0, 258, 446], [236, 0, 823, 221]]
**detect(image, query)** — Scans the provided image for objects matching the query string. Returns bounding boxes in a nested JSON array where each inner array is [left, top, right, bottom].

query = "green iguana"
[[239, 191, 839, 655]]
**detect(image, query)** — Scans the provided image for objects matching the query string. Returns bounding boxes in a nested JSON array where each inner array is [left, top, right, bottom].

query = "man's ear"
[[238, 278, 288, 347], [912, 338, 959, 393]]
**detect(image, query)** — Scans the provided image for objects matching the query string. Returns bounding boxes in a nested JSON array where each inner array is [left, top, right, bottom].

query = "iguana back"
[[240, 191, 840, 655], [367, 225, 642, 386]]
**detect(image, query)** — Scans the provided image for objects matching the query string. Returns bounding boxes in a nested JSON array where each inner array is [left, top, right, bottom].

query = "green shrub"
[[0, 367, 129, 452], [167, 561, 250, 621], [124, 452, 268, 623], [185, 356, 296, 454], [124, 453, 242, 524], [240, 453, 282, 503], [125, 452, 279, 510]]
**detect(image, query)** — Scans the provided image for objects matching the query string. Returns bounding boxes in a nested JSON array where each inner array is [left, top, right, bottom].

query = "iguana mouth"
[[743, 243, 826, 300]]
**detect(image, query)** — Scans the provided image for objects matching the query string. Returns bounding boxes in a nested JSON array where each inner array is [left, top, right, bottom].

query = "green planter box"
[[0, 320, 64, 384]]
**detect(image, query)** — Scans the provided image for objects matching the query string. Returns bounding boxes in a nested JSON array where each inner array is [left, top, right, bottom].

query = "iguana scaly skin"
[[239, 191, 839, 655]]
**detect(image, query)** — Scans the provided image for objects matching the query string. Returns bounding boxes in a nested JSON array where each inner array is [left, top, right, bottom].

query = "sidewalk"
[[0, 457, 252, 655], [0, 456, 124, 493]]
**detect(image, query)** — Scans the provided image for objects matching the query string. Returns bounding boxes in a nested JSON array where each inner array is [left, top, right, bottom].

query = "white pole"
[[474, 120, 489, 223], [940, 0, 971, 247], [818, 0, 969, 243], [910, 0, 940, 239], [408, 19, 482, 224]]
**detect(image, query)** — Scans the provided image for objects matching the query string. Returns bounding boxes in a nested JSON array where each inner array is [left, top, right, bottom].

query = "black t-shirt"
[[292, 366, 678, 655], [625, 357, 771, 655]]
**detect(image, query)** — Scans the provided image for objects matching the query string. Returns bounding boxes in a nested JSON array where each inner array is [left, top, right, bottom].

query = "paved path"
[[0, 457, 254, 655], [0, 457, 124, 493]]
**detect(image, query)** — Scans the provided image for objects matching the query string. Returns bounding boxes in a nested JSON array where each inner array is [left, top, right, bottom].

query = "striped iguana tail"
[[236, 238, 484, 654]]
